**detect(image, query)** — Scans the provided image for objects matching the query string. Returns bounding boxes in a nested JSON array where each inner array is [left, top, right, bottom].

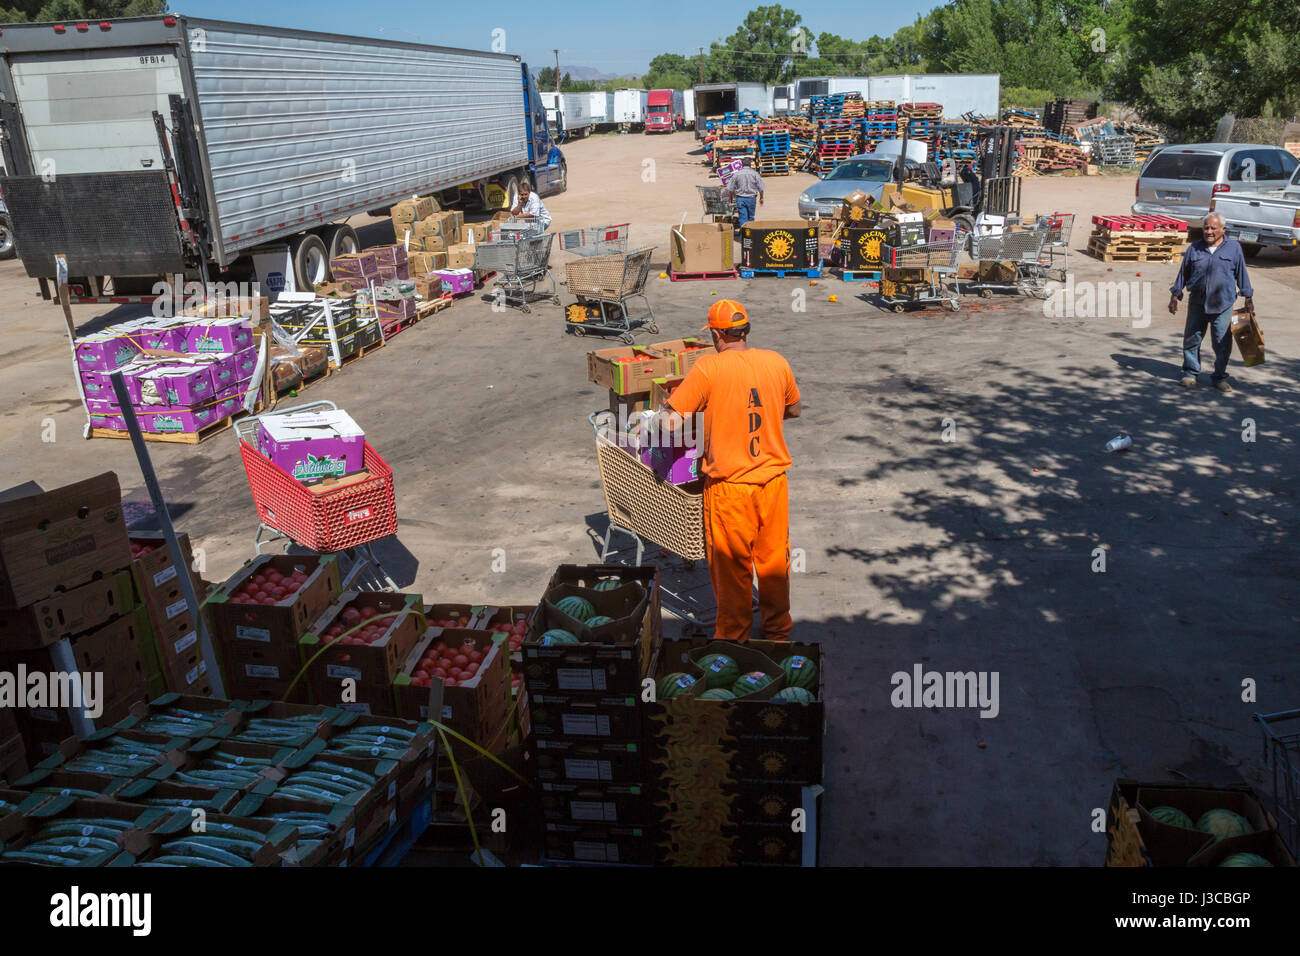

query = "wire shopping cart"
[[1255, 708, 1300, 857], [966, 224, 1054, 298], [473, 232, 560, 313], [558, 223, 631, 257], [235, 400, 398, 590], [564, 247, 659, 343], [698, 185, 737, 223], [1022, 212, 1075, 280], [877, 233, 967, 312]]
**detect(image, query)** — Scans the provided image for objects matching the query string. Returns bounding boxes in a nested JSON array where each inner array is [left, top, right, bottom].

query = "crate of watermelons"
[[521, 565, 661, 697]]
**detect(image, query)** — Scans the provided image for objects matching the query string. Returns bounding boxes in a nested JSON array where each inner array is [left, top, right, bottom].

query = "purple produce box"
[[377, 264, 411, 281], [89, 412, 128, 431], [231, 346, 260, 381], [137, 362, 216, 406], [76, 335, 142, 372], [85, 397, 122, 416], [639, 442, 703, 486], [211, 382, 249, 419], [137, 404, 223, 435], [371, 244, 408, 267], [175, 317, 254, 354], [433, 269, 474, 295], [80, 361, 148, 404], [134, 324, 180, 350], [255, 410, 366, 485]]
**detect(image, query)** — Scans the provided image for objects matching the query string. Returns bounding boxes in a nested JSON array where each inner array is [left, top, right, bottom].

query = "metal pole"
[[108, 371, 227, 698], [553, 49, 560, 94], [698, 48, 704, 85]]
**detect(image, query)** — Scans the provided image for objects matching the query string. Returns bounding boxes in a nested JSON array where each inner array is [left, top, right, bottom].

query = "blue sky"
[[185, 1, 934, 76]]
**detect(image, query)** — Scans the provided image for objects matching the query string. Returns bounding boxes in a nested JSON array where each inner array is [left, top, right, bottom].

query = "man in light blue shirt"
[[1168, 212, 1254, 392], [511, 180, 551, 232]]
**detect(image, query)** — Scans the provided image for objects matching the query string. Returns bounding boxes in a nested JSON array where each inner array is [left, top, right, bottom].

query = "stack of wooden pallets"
[[1087, 215, 1188, 262]]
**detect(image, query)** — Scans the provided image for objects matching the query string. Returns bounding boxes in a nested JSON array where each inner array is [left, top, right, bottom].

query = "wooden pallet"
[[1087, 239, 1181, 262], [1091, 229, 1185, 243], [739, 266, 823, 279], [669, 268, 739, 282], [88, 399, 263, 445], [331, 337, 385, 369], [416, 296, 453, 319], [275, 364, 329, 397]]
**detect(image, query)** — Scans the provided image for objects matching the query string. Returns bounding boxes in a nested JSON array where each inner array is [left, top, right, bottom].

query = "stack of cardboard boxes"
[[835, 189, 960, 289], [128, 533, 213, 698], [0, 473, 155, 769], [522, 565, 663, 865], [392, 198, 476, 272], [208, 554, 344, 702]]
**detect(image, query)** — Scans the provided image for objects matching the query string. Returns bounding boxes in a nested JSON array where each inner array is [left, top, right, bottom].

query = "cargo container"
[[691, 82, 769, 138], [613, 88, 648, 128], [0, 15, 566, 300]]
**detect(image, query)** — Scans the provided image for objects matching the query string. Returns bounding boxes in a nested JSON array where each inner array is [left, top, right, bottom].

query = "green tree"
[[648, 53, 694, 77], [705, 4, 805, 84], [643, 70, 692, 91], [0, 0, 169, 20]]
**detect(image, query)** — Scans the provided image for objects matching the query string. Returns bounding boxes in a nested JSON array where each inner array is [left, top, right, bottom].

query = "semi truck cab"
[[646, 89, 678, 133]]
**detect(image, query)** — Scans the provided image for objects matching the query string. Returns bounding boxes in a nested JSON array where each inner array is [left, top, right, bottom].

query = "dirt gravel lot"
[[1, 130, 1296, 864]]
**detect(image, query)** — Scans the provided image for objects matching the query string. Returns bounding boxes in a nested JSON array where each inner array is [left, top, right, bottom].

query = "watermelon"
[[591, 580, 623, 592], [1149, 806, 1194, 829], [1219, 853, 1272, 867], [697, 653, 740, 690], [732, 671, 774, 697], [774, 686, 814, 704], [699, 688, 735, 701], [1197, 809, 1253, 842], [538, 628, 579, 646], [779, 654, 818, 691], [554, 595, 596, 622], [586, 615, 616, 627], [657, 672, 697, 699]]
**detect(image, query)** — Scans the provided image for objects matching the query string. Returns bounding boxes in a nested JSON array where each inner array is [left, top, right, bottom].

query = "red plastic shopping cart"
[[235, 400, 398, 589]]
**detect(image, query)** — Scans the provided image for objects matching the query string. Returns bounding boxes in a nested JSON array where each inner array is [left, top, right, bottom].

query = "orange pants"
[[703, 473, 792, 643]]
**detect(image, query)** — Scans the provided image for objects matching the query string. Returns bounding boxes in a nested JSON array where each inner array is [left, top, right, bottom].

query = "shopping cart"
[[966, 224, 1054, 298], [558, 223, 631, 257], [698, 185, 737, 223], [472, 232, 560, 313], [1022, 211, 1074, 280], [564, 247, 659, 343], [1255, 709, 1300, 856], [235, 400, 398, 590], [589, 411, 714, 631], [876, 233, 966, 312]]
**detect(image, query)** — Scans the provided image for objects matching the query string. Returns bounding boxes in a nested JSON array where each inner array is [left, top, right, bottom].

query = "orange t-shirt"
[[666, 347, 800, 484]]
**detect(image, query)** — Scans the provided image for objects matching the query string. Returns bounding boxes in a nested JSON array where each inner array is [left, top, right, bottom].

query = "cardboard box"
[[0, 569, 134, 650], [402, 232, 445, 254], [740, 220, 819, 271], [394, 628, 511, 748], [0, 473, 132, 609], [0, 733, 28, 784], [413, 275, 441, 300], [445, 243, 476, 269], [209, 553, 344, 652], [608, 388, 651, 421], [587, 346, 674, 395], [301, 591, 427, 690], [256, 410, 366, 485], [670, 223, 733, 273], [463, 223, 495, 243], [391, 196, 435, 224], [408, 251, 447, 275], [1230, 309, 1264, 366], [646, 337, 710, 377], [977, 260, 1017, 282]]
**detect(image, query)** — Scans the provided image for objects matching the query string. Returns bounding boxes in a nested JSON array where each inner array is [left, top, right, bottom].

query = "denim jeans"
[[735, 196, 757, 227], [1182, 299, 1234, 383]]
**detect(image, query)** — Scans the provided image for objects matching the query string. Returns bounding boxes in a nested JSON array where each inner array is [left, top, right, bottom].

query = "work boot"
[[1179, 375, 1197, 387], [1214, 380, 1233, 393]]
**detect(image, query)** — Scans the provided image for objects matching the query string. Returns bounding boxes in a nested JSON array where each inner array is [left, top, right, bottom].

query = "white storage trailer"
[[901, 74, 1000, 118], [0, 15, 566, 299], [613, 88, 648, 126], [588, 91, 615, 125], [541, 91, 593, 138], [682, 89, 695, 128]]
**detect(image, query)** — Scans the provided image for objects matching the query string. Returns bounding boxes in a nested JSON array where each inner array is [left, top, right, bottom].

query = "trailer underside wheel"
[[0, 214, 15, 260], [557, 162, 567, 193], [319, 224, 359, 261], [290, 233, 329, 289]]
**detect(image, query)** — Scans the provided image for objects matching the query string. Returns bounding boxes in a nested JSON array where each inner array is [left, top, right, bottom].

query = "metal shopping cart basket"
[[564, 247, 659, 343], [1021, 211, 1074, 280], [235, 400, 398, 590], [877, 232, 966, 312], [698, 185, 737, 223], [472, 232, 560, 313], [558, 223, 631, 257], [966, 223, 1054, 298]]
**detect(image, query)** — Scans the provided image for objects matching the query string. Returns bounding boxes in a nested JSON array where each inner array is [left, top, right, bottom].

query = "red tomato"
[[360, 606, 377, 620], [433, 641, 448, 653], [433, 667, 447, 678], [341, 608, 361, 625], [468, 650, 483, 663], [449, 667, 463, 679], [444, 678, 458, 687], [266, 570, 283, 583], [453, 654, 469, 667], [414, 669, 428, 680], [464, 662, 479, 675]]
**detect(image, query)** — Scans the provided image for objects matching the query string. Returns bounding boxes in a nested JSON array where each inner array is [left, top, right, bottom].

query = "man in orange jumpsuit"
[[657, 300, 801, 641]]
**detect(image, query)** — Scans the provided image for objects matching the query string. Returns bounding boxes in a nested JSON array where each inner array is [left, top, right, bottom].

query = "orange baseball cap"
[[702, 299, 749, 331]]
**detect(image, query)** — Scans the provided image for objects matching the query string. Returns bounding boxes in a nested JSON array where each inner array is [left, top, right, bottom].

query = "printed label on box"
[[326, 665, 363, 681], [561, 713, 610, 737], [557, 667, 606, 692], [153, 565, 178, 587], [235, 625, 271, 643], [244, 664, 280, 679], [165, 599, 188, 620], [344, 828, 356, 849], [440, 705, 452, 720], [185, 661, 207, 686], [174, 631, 198, 654], [565, 759, 610, 781], [574, 840, 617, 863], [571, 800, 618, 822]]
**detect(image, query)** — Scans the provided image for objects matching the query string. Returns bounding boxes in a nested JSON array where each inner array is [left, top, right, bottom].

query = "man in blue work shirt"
[[724, 157, 765, 228], [1168, 212, 1254, 393]]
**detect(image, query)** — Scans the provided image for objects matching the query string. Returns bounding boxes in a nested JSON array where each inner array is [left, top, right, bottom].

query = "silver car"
[[1132, 143, 1298, 224], [798, 155, 917, 220]]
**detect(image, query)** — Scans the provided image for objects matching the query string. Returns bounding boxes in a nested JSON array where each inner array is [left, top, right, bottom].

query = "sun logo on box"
[[763, 231, 795, 262], [858, 231, 886, 261]]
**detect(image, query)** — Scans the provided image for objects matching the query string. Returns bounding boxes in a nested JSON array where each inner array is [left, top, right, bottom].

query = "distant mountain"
[[561, 65, 634, 82]]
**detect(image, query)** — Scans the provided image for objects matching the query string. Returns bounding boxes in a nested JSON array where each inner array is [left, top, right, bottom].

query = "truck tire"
[[1241, 242, 1262, 259], [557, 161, 568, 193], [290, 233, 329, 289], [319, 224, 359, 260], [0, 214, 15, 260]]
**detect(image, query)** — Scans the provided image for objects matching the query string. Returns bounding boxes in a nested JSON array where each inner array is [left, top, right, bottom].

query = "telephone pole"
[[698, 47, 704, 85], [554, 49, 561, 93]]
